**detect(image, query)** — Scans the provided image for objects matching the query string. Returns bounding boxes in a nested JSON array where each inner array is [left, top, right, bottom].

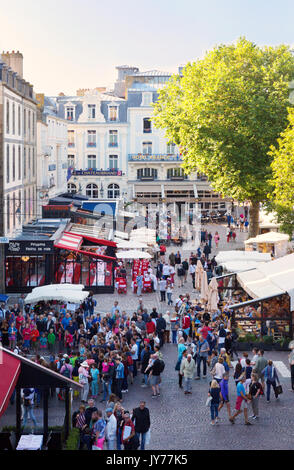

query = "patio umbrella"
[[207, 277, 219, 312], [200, 270, 209, 304], [195, 260, 204, 291]]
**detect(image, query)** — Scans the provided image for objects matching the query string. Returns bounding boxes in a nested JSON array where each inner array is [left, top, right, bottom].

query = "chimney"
[[1, 50, 24, 78]]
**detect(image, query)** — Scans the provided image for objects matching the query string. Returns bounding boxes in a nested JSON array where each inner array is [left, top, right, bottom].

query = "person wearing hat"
[[105, 407, 117, 450], [79, 361, 90, 403], [121, 411, 138, 450]]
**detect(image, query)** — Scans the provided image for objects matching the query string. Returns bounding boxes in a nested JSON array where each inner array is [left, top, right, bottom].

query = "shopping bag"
[[205, 396, 212, 407], [275, 384, 283, 395]]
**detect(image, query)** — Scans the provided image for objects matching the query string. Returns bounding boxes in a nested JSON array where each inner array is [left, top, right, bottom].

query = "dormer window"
[[142, 92, 152, 106], [109, 106, 118, 122], [88, 104, 96, 119], [66, 106, 74, 121]]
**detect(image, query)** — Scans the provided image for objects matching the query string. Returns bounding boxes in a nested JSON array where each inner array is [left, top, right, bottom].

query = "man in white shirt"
[[131, 338, 139, 377], [162, 263, 170, 279], [105, 408, 117, 450], [189, 264, 196, 289]]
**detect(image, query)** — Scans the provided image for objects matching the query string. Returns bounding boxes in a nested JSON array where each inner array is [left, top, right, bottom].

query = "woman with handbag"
[[262, 360, 281, 402]]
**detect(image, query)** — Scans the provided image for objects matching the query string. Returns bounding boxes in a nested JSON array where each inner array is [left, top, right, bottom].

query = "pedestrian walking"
[[248, 373, 262, 419], [262, 360, 280, 402], [132, 401, 151, 450], [180, 354, 196, 394], [208, 380, 222, 425], [230, 376, 252, 425]]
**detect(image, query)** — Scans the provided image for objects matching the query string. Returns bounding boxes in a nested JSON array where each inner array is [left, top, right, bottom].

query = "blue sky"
[[1, 0, 294, 95]]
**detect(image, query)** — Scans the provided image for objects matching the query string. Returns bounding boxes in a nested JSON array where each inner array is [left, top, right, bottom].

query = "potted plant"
[[260, 335, 274, 351], [273, 337, 290, 351], [236, 336, 250, 351]]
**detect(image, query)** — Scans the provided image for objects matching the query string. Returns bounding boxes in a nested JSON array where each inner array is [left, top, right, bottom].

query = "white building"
[[45, 66, 230, 215], [0, 51, 37, 237], [36, 94, 68, 216], [125, 68, 229, 214], [46, 90, 129, 201]]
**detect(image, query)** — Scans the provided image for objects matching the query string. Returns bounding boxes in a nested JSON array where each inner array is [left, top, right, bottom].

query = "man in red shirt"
[[200, 322, 212, 340], [182, 314, 191, 338], [146, 318, 156, 335]]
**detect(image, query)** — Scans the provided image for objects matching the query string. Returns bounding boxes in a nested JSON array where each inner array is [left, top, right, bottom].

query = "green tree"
[[269, 108, 294, 237], [153, 38, 294, 237]]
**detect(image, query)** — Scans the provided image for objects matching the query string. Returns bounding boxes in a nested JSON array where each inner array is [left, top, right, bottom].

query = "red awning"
[[54, 231, 117, 261], [0, 351, 21, 418], [55, 232, 83, 251]]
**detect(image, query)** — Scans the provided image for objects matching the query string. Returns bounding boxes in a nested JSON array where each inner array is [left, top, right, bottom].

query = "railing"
[[87, 142, 96, 147], [129, 154, 183, 162], [109, 142, 118, 147]]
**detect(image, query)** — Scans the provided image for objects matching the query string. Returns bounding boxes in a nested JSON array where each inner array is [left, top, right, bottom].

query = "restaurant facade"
[[4, 220, 117, 295]]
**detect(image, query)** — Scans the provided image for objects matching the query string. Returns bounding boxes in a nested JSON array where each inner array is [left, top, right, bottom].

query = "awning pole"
[[16, 387, 21, 442]]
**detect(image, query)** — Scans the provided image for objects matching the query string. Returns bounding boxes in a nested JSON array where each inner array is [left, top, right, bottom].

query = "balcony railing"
[[129, 154, 183, 162], [87, 142, 96, 147], [68, 142, 75, 148], [109, 142, 118, 147]]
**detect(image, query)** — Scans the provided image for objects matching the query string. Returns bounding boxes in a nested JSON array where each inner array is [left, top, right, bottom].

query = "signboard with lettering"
[[5, 240, 54, 255], [72, 170, 123, 177], [129, 154, 183, 162]]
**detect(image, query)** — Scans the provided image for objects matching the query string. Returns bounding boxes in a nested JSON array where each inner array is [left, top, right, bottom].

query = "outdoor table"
[[16, 434, 43, 451]]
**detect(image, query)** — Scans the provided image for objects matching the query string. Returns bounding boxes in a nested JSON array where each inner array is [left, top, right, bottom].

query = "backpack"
[[127, 355, 133, 366], [223, 361, 230, 373], [158, 360, 165, 373], [61, 365, 71, 379]]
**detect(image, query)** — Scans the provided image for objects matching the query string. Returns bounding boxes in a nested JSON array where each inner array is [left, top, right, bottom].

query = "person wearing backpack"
[[262, 360, 280, 402], [22, 388, 37, 430], [60, 357, 73, 379], [146, 354, 162, 398]]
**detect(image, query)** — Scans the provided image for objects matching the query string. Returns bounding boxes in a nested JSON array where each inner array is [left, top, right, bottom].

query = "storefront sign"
[[5, 240, 54, 255], [72, 170, 123, 176], [129, 154, 183, 162]]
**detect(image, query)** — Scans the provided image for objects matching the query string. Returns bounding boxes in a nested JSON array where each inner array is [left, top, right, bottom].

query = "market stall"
[[244, 231, 290, 258], [222, 253, 294, 339]]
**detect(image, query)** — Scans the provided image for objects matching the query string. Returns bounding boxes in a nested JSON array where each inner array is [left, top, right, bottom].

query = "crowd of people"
[[1, 223, 294, 451]]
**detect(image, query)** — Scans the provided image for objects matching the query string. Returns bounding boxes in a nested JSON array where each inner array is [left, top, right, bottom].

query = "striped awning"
[[0, 351, 21, 418], [55, 233, 83, 251]]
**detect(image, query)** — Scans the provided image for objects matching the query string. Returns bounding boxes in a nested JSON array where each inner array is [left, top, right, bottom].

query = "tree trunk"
[[248, 201, 260, 238]]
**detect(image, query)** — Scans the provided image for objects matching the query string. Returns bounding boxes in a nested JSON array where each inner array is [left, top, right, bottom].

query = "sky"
[[1, 0, 294, 96]]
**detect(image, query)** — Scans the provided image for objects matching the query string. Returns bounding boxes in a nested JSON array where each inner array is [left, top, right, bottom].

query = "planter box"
[[236, 342, 250, 351], [0, 432, 15, 450]]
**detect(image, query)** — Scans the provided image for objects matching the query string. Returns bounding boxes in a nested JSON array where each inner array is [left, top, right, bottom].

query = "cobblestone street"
[[3, 223, 292, 450], [1, 346, 293, 450]]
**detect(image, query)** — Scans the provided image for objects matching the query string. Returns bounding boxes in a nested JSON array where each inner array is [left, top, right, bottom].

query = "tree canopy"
[[152, 38, 294, 235], [269, 108, 294, 236]]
